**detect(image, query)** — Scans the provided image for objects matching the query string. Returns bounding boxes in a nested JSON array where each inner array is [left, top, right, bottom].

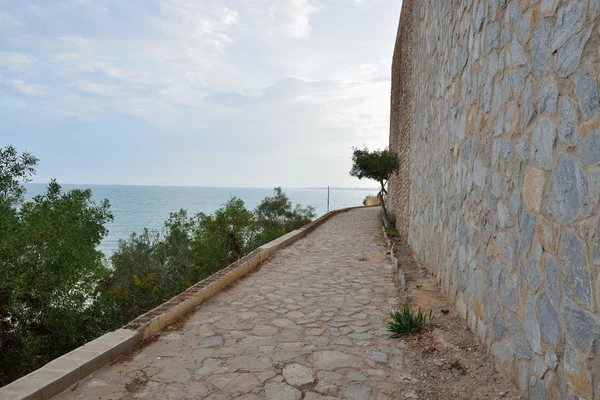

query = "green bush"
[[253, 187, 315, 246], [387, 211, 397, 228], [388, 306, 435, 338], [0, 146, 118, 385], [385, 228, 400, 237]]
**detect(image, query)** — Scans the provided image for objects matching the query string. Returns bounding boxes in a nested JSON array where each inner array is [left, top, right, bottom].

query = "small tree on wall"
[[349, 146, 399, 228]]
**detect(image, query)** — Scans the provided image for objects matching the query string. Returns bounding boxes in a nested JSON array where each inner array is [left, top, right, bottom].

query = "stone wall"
[[389, 1, 600, 398], [388, 0, 413, 242]]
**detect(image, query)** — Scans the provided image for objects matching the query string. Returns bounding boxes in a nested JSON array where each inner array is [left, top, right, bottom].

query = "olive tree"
[[349, 146, 399, 227]]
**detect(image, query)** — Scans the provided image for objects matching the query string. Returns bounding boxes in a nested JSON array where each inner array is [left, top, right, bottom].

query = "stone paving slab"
[[55, 208, 407, 400]]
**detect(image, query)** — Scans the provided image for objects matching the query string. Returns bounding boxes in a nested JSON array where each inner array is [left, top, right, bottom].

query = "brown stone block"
[[523, 167, 545, 213]]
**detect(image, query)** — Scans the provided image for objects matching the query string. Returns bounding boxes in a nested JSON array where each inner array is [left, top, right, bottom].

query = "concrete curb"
[[0, 205, 372, 400]]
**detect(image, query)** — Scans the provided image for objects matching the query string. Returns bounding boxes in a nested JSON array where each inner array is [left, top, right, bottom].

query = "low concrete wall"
[[0, 206, 369, 400]]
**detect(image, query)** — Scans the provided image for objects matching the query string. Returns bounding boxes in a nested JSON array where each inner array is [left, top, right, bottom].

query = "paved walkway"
[[58, 208, 407, 400]]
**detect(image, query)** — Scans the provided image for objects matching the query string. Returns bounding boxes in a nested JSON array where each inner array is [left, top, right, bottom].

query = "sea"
[[24, 184, 377, 257]]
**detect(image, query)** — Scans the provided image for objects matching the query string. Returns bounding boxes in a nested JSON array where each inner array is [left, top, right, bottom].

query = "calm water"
[[25, 184, 376, 256]]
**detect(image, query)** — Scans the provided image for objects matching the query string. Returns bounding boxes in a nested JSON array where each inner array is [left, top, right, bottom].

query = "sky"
[[0, 0, 401, 188]]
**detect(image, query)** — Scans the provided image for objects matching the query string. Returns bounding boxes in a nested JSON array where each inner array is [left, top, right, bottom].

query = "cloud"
[[0, 0, 402, 187], [242, 0, 324, 39], [71, 80, 119, 96], [0, 52, 35, 73], [10, 79, 44, 96], [0, 11, 20, 27]]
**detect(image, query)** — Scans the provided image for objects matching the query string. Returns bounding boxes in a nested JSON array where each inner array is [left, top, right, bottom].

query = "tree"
[[0, 145, 38, 206], [349, 146, 399, 227], [254, 187, 316, 244], [0, 146, 117, 385], [193, 197, 257, 270], [109, 198, 258, 322]]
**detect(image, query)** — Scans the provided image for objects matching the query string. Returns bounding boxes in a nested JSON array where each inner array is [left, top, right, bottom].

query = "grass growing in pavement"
[[385, 228, 400, 237], [388, 305, 436, 338]]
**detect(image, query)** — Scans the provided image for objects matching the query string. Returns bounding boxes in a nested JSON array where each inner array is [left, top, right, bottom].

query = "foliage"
[[0, 148, 117, 385], [385, 228, 400, 237], [349, 147, 399, 190], [254, 187, 316, 245], [195, 198, 258, 268], [0, 145, 38, 206], [388, 305, 435, 338], [386, 211, 397, 228], [109, 199, 257, 322], [350, 146, 399, 228]]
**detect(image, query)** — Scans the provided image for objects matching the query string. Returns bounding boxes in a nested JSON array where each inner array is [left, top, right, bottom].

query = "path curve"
[[57, 207, 407, 400]]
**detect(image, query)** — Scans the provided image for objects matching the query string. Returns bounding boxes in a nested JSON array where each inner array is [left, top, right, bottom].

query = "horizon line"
[[26, 182, 379, 191]]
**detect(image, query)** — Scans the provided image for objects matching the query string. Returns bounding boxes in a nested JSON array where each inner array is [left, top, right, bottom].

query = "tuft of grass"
[[385, 228, 400, 237], [358, 257, 368, 261], [388, 305, 436, 338]]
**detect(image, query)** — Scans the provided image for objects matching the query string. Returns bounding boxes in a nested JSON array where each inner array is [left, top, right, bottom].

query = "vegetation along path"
[[58, 207, 415, 400]]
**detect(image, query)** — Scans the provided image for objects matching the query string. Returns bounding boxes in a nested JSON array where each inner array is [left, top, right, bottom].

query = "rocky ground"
[[387, 236, 523, 400]]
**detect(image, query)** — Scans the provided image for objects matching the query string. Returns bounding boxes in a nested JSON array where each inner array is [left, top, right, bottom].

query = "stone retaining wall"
[[389, 1, 600, 398], [387, 0, 413, 243]]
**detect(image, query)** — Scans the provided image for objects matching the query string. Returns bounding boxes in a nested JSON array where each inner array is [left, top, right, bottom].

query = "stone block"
[[555, 28, 592, 77], [536, 294, 560, 349], [491, 340, 514, 370], [547, 155, 589, 225], [531, 118, 556, 170], [523, 168, 545, 213], [578, 128, 600, 166], [573, 69, 599, 119], [563, 300, 600, 353], [562, 231, 592, 307], [560, 98, 578, 145], [552, 1, 587, 51], [532, 21, 551, 79]]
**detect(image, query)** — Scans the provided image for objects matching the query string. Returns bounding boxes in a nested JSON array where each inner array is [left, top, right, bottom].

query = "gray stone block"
[[573, 69, 599, 118], [523, 81, 534, 128], [563, 300, 600, 352], [552, 1, 587, 51], [541, 0, 558, 13], [532, 21, 551, 79], [578, 128, 600, 166], [510, 37, 527, 66], [539, 75, 558, 114], [531, 118, 556, 170], [491, 340, 514, 369], [555, 28, 592, 77], [547, 155, 589, 225], [561, 98, 578, 145], [544, 254, 560, 305], [524, 295, 542, 353], [536, 293, 560, 349], [562, 231, 592, 307]]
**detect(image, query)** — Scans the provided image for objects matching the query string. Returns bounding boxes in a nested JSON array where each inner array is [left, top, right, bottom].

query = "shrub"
[[388, 305, 435, 338], [0, 146, 118, 385], [253, 187, 315, 246], [109, 199, 257, 323], [385, 228, 400, 237], [387, 211, 397, 228]]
